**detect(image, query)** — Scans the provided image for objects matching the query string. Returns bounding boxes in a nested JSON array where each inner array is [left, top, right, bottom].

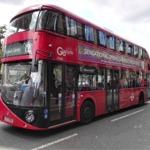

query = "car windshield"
[[6, 11, 39, 36], [1, 61, 46, 107]]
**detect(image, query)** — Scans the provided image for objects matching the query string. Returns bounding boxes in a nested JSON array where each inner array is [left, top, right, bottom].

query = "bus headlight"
[[25, 110, 35, 123]]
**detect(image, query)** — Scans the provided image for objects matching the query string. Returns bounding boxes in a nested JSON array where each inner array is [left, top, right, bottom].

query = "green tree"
[[0, 25, 7, 74], [0, 25, 6, 49]]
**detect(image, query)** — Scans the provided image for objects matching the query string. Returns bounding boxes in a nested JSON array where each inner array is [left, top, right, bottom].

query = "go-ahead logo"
[[57, 47, 74, 56]]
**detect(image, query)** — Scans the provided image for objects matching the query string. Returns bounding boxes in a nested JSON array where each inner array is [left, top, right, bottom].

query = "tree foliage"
[[0, 25, 7, 50], [0, 25, 7, 73]]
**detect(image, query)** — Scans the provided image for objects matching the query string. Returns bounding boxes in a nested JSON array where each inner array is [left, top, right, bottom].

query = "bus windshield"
[[6, 11, 39, 36], [1, 61, 46, 107], [6, 9, 63, 36]]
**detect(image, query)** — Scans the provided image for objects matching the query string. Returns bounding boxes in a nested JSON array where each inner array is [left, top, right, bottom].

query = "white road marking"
[[146, 101, 150, 104], [31, 133, 78, 150], [111, 109, 145, 122], [133, 124, 142, 129], [0, 122, 6, 125]]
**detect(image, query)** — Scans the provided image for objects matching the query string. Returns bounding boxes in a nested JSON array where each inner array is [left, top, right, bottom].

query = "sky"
[[0, 0, 150, 54]]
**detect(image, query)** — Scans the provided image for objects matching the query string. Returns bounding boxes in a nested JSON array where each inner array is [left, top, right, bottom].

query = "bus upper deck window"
[[98, 31, 107, 47], [108, 36, 115, 50], [119, 40, 124, 52], [37, 10, 58, 31], [84, 25, 94, 43], [66, 17, 77, 37], [134, 46, 139, 57]]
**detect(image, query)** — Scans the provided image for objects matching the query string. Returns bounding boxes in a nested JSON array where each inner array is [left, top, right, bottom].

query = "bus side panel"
[[91, 90, 106, 116], [119, 88, 146, 109], [77, 90, 106, 121], [119, 89, 131, 109], [132, 88, 141, 105]]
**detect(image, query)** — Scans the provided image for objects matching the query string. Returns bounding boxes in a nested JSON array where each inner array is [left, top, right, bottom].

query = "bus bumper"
[[0, 97, 47, 130]]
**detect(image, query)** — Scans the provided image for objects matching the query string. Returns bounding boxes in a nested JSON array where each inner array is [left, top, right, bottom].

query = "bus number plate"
[[4, 116, 14, 124]]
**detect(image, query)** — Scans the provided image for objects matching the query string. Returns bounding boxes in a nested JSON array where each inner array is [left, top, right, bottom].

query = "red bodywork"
[[0, 98, 46, 130], [0, 4, 150, 130]]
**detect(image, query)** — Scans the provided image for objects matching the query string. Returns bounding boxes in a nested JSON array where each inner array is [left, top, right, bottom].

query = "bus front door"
[[106, 69, 119, 112], [48, 63, 77, 126]]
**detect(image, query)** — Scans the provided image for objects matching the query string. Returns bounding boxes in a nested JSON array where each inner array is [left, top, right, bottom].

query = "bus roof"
[[10, 4, 147, 51]]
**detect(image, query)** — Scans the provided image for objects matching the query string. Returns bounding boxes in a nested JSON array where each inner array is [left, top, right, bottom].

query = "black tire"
[[139, 94, 144, 106], [80, 101, 95, 124]]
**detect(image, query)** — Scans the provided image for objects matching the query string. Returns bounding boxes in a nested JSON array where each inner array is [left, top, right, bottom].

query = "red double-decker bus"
[[0, 4, 150, 130]]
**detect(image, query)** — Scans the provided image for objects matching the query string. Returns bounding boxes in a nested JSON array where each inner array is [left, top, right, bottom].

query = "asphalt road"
[[0, 102, 150, 150]]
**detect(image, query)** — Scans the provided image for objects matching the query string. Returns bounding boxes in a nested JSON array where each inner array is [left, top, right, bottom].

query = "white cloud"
[[0, 0, 25, 5], [0, 0, 150, 54]]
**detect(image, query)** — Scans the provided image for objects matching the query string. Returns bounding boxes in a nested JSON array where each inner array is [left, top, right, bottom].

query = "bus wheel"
[[139, 93, 144, 106], [80, 101, 95, 124]]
